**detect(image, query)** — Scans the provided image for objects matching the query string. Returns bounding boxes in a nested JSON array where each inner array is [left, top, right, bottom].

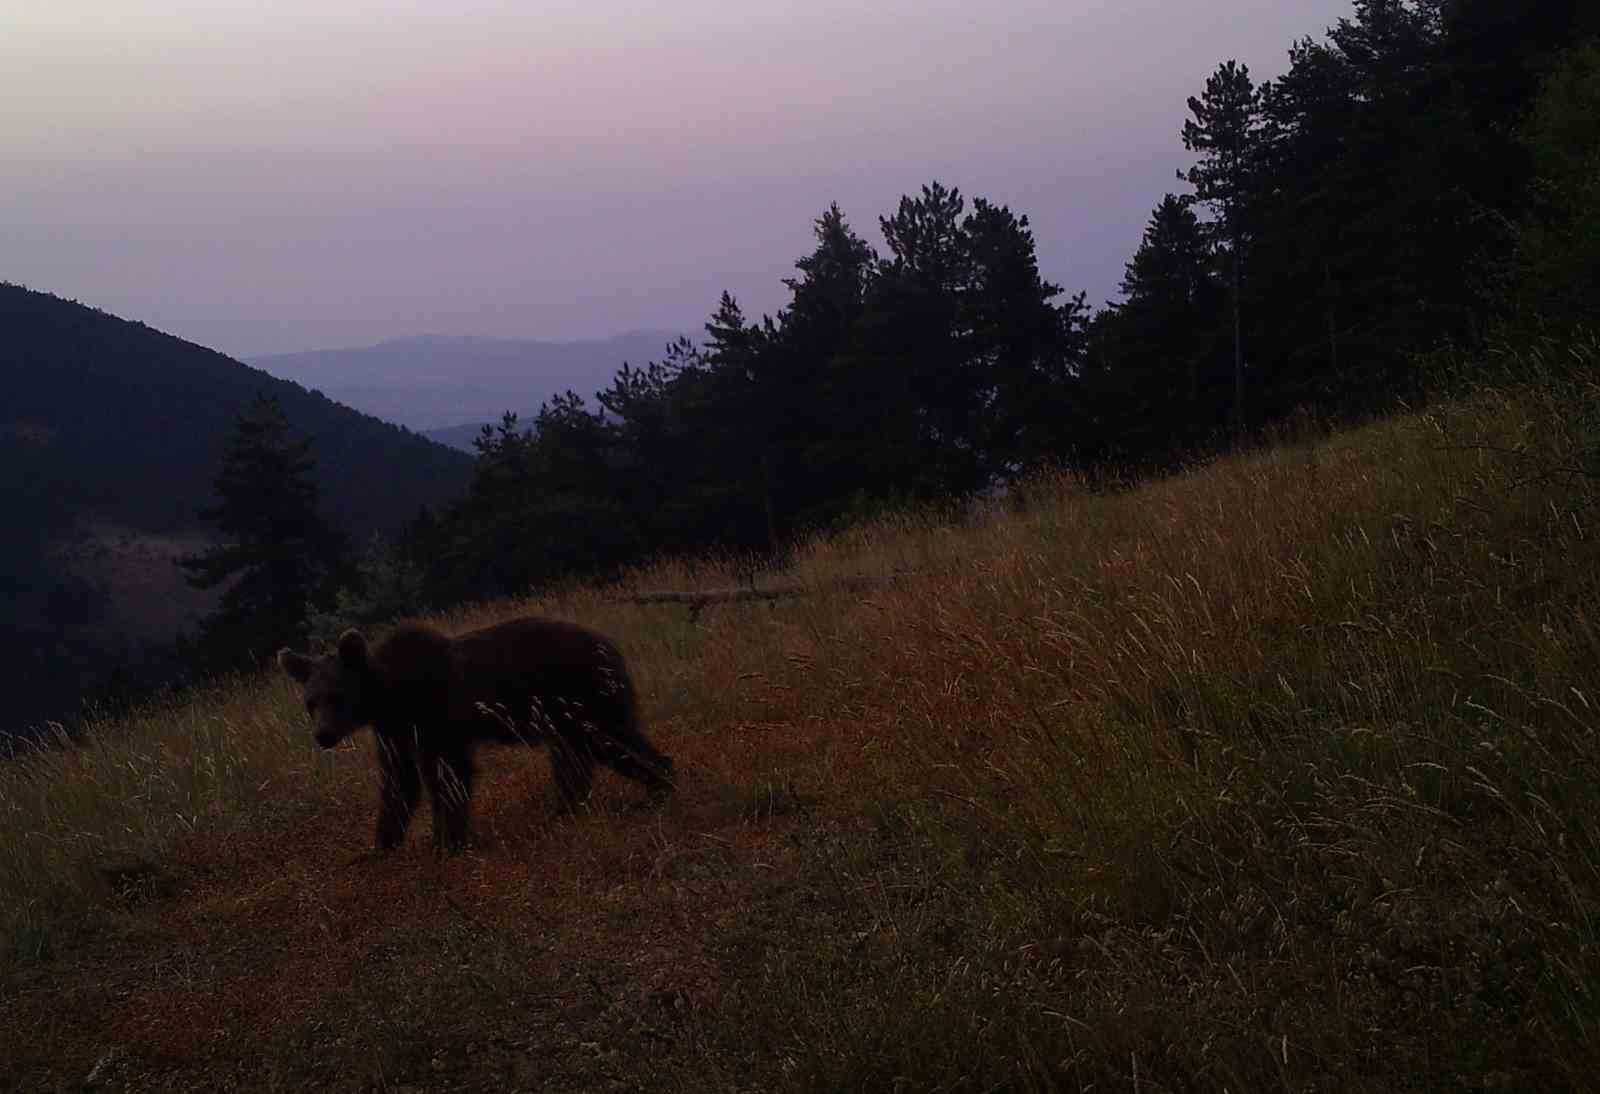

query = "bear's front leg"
[[374, 734, 421, 851], [422, 744, 476, 854]]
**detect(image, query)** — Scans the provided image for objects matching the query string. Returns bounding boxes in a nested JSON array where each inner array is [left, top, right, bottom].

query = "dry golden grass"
[[4, 361, 1600, 1091]]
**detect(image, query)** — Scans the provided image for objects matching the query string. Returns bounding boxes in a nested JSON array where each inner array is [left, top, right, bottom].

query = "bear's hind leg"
[[549, 735, 596, 813]]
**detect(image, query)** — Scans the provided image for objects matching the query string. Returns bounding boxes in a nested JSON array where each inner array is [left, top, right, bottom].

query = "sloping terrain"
[[4, 364, 1599, 1091]]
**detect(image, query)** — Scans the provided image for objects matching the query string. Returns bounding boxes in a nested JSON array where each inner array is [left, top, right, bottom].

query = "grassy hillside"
[[3, 350, 1598, 1091]]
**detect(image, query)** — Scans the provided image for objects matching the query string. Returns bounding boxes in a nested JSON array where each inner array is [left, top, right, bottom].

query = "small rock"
[[85, 1047, 126, 1087]]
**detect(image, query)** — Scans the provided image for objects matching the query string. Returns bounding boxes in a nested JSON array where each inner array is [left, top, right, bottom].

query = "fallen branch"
[[620, 574, 903, 620]]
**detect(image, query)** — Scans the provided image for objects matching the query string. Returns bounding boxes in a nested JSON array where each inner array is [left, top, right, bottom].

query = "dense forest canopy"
[[408, 0, 1595, 603]]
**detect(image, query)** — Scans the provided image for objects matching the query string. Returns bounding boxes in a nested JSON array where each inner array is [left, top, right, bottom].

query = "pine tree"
[[176, 391, 338, 672], [1514, 40, 1600, 335], [1085, 194, 1226, 464], [1250, 37, 1361, 409], [1183, 60, 1263, 441], [961, 196, 1081, 475], [768, 207, 875, 533], [872, 183, 977, 497], [866, 183, 1078, 492]]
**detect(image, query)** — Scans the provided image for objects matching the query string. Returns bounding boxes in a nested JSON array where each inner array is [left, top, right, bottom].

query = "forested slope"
[[1, 284, 472, 734]]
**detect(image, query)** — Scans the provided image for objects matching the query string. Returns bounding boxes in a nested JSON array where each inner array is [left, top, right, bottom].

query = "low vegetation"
[[4, 348, 1600, 1091]]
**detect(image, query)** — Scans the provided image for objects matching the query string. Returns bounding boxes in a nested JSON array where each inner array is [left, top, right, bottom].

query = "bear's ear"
[[337, 628, 370, 669], [278, 648, 314, 683]]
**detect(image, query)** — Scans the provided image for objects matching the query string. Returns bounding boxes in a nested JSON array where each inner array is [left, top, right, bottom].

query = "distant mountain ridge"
[[253, 330, 692, 442], [422, 420, 516, 453]]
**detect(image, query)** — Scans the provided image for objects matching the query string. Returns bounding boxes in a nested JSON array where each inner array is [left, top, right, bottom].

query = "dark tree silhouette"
[[1182, 60, 1263, 441], [860, 183, 1079, 499], [1513, 40, 1600, 335], [1082, 195, 1225, 465], [177, 392, 340, 672], [962, 197, 1084, 475], [765, 206, 877, 534]]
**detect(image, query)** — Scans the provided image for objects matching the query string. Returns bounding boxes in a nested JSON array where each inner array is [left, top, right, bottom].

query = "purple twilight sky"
[[5, 0, 1355, 359]]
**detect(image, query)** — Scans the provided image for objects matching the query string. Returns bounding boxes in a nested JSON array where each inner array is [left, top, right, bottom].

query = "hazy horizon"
[[247, 327, 691, 362], [6, 0, 1354, 358]]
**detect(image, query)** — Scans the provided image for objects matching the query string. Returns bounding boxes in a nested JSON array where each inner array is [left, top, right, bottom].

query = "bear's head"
[[278, 629, 378, 749]]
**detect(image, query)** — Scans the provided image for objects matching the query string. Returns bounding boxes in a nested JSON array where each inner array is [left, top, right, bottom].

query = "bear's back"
[[449, 617, 625, 679], [447, 617, 636, 737], [371, 623, 454, 685]]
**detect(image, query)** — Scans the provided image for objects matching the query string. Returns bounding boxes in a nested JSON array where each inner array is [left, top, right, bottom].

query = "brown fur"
[[278, 617, 674, 853]]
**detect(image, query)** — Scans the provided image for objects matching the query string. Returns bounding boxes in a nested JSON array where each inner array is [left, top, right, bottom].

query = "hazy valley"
[[252, 331, 690, 449]]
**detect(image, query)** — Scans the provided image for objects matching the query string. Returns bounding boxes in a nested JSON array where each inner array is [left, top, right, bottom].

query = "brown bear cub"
[[278, 617, 674, 854]]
